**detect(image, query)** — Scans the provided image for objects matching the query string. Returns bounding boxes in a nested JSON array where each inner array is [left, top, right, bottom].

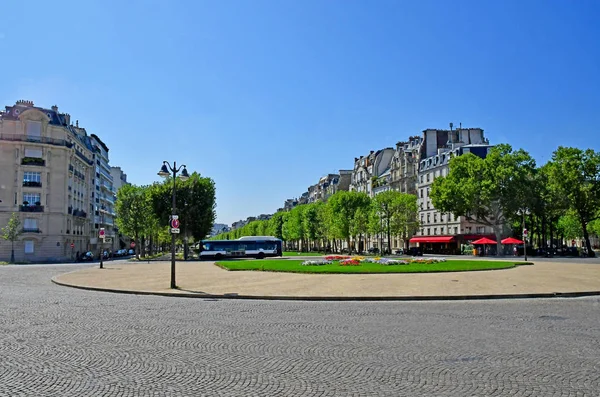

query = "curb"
[[50, 277, 600, 302]]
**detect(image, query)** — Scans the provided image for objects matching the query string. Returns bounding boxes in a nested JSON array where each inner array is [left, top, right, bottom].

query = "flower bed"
[[339, 258, 361, 266], [324, 255, 350, 261], [301, 259, 333, 266]]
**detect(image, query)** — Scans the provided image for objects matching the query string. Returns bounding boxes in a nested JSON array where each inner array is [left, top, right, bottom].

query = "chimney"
[[370, 150, 374, 155], [51, 105, 58, 112], [76, 120, 79, 128], [64, 113, 71, 126]]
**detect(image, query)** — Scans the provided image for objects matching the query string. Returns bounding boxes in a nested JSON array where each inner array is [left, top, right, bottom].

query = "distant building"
[[210, 223, 230, 236], [350, 148, 395, 197], [110, 166, 129, 192]]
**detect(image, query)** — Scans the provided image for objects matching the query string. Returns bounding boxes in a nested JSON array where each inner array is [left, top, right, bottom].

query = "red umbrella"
[[501, 237, 523, 244], [472, 237, 497, 245]]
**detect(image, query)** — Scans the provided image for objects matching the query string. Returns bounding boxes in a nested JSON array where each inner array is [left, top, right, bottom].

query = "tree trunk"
[[135, 234, 139, 259], [580, 218, 595, 257], [386, 219, 391, 256], [11, 240, 15, 263], [494, 226, 503, 257]]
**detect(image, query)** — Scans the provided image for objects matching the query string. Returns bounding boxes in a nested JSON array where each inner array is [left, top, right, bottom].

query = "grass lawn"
[[215, 259, 527, 274], [283, 252, 324, 256]]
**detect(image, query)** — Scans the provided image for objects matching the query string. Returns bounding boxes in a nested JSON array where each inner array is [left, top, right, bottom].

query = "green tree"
[[557, 212, 582, 240], [267, 212, 285, 240], [351, 205, 370, 252], [115, 185, 154, 258], [303, 203, 321, 250], [430, 144, 536, 256], [328, 191, 372, 252], [546, 147, 600, 257], [1, 213, 22, 263], [150, 172, 216, 257], [391, 193, 420, 250]]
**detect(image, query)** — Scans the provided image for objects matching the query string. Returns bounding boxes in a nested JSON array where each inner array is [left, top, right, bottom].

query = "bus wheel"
[[257, 252, 265, 259], [215, 253, 223, 260]]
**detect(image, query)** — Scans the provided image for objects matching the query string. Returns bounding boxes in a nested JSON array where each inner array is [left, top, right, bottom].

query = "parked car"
[[80, 252, 94, 261], [128, 249, 135, 255], [406, 247, 423, 256]]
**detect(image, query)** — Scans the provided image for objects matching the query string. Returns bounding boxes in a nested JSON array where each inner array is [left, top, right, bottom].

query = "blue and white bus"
[[199, 236, 283, 260]]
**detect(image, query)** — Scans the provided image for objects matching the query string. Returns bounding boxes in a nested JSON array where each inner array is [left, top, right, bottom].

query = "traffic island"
[[51, 259, 600, 301]]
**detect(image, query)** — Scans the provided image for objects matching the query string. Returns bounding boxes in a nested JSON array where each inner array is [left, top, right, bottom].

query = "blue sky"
[[1, 0, 599, 225]]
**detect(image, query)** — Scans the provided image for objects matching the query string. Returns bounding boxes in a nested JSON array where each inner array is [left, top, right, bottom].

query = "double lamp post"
[[158, 161, 189, 289]]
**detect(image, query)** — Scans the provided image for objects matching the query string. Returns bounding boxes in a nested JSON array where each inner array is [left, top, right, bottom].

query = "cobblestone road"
[[1, 264, 599, 396]]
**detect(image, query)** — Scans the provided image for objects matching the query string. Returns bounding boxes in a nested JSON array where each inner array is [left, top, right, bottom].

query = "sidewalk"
[[52, 258, 600, 300]]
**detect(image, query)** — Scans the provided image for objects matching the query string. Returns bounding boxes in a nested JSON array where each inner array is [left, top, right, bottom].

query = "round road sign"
[[130, 242, 136, 248], [171, 219, 180, 229], [70, 243, 74, 248]]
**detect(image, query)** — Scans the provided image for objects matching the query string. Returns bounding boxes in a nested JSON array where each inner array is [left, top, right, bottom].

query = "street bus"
[[199, 236, 283, 260]]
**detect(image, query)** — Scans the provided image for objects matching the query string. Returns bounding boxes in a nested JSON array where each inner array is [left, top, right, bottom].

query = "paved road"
[[1, 264, 599, 396]]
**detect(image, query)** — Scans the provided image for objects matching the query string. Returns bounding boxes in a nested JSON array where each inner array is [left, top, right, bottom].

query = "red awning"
[[472, 237, 497, 245], [501, 237, 523, 244], [409, 236, 455, 243]]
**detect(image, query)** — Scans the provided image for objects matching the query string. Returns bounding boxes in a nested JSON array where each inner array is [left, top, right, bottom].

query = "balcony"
[[20, 205, 44, 213], [21, 157, 45, 166], [72, 209, 87, 218], [23, 181, 42, 187], [22, 228, 41, 233], [74, 170, 85, 180], [75, 150, 94, 165], [0, 133, 73, 148]]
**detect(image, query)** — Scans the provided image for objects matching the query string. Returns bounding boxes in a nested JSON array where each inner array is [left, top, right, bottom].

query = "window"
[[24, 241, 34, 254], [420, 214, 424, 223], [427, 188, 430, 197], [427, 214, 431, 223], [433, 214, 437, 223], [420, 175, 423, 183], [433, 228, 437, 235], [454, 227, 458, 234], [24, 218, 38, 229], [441, 227, 445, 234], [427, 228, 431, 235], [24, 148, 43, 158], [23, 171, 41, 183], [23, 193, 41, 206], [477, 226, 485, 234], [26, 121, 42, 139], [420, 189, 423, 198], [426, 173, 430, 182]]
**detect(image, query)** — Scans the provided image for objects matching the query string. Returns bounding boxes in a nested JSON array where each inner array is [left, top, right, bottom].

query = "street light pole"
[[158, 161, 189, 289], [517, 208, 530, 261]]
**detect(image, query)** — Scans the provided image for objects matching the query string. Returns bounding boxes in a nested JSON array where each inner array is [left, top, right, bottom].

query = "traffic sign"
[[171, 218, 180, 229], [99, 228, 105, 238], [171, 215, 179, 220], [171, 228, 180, 234], [523, 228, 528, 236], [70, 243, 74, 248], [104, 237, 112, 244], [130, 242, 136, 248]]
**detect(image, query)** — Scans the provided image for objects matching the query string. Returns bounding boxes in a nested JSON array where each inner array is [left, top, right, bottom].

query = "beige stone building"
[[411, 127, 496, 254], [0, 100, 96, 262]]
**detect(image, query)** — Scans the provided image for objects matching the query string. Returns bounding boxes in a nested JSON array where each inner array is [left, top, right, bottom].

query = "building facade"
[[0, 100, 95, 262], [411, 127, 495, 254], [110, 166, 128, 192], [350, 148, 395, 197]]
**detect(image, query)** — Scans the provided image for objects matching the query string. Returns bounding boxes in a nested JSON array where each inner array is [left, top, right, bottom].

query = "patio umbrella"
[[501, 237, 523, 244], [472, 237, 497, 245]]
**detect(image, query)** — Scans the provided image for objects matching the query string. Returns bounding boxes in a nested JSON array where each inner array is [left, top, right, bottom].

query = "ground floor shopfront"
[[409, 234, 499, 255]]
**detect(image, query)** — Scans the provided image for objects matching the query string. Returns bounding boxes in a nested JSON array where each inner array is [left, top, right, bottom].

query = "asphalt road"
[[1, 263, 599, 396]]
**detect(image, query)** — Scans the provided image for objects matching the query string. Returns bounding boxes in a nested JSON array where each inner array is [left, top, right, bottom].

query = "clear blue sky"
[[1, 0, 599, 225]]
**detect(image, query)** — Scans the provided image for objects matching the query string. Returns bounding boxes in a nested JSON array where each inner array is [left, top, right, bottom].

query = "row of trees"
[[115, 172, 216, 258], [431, 144, 600, 257], [213, 190, 419, 253]]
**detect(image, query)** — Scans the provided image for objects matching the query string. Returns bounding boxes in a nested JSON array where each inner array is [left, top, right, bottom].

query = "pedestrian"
[[513, 246, 518, 256]]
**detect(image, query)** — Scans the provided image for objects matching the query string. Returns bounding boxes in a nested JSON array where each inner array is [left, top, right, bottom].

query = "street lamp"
[[517, 208, 531, 261], [158, 161, 189, 289]]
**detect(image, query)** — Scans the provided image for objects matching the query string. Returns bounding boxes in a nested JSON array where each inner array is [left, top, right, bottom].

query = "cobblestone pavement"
[[1, 264, 600, 396]]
